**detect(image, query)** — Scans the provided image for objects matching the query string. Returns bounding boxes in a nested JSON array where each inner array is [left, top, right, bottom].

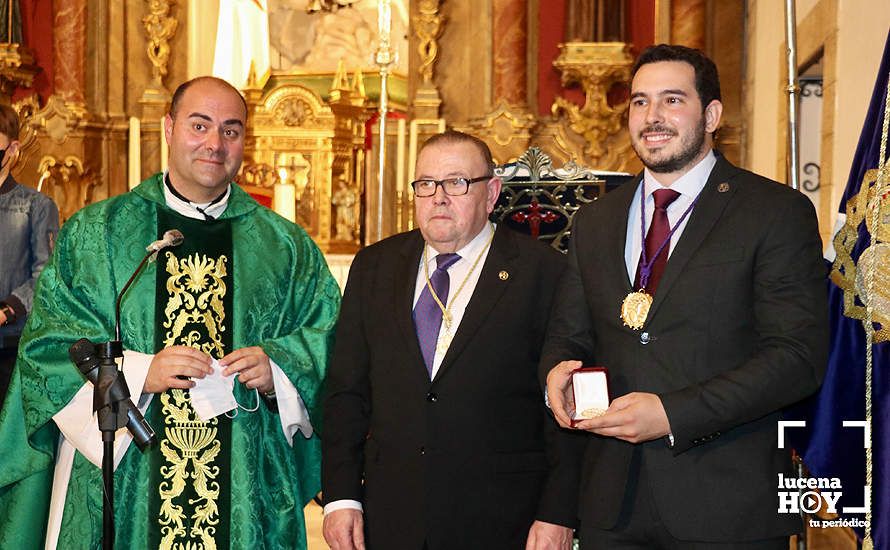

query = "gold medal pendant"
[[436, 330, 453, 356], [620, 291, 653, 330]]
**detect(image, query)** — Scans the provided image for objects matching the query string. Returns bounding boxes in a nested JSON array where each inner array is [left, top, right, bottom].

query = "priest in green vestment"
[[0, 77, 340, 549]]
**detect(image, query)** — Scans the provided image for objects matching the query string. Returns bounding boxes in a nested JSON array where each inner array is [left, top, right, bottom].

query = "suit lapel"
[[395, 231, 427, 366], [605, 175, 642, 292], [432, 226, 519, 383], [645, 157, 741, 323]]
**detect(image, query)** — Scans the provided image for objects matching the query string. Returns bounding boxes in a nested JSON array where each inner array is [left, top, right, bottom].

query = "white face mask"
[[189, 358, 239, 421]]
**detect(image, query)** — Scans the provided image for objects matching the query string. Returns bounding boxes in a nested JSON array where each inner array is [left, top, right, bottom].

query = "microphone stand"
[[95, 340, 125, 550], [95, 246, 166, 550]]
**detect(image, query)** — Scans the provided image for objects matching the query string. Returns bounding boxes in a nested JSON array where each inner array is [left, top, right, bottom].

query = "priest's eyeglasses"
[[410, 176, 491, 197]]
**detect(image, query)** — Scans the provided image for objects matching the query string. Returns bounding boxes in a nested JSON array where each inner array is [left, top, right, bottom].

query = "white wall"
[[831, 2, 890, 210], [746, 0, 890, 235]]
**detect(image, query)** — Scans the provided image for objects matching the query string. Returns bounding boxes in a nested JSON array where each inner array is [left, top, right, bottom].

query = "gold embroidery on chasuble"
[[163, 253, 229, 356], [158, 252, 229, 550]]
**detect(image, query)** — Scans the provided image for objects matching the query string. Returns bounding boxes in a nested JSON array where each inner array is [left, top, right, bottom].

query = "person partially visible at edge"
[[0, 76, 341, 549], [542, 44, 828, 549], [0, 103, 58, 329], [0, 103, 59, 406]]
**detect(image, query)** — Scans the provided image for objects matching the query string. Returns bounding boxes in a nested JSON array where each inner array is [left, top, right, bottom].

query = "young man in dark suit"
[[543, 44, 828, 549], [323, 131, 581, 550]]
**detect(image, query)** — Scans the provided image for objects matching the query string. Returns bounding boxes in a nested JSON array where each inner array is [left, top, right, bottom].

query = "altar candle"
[[275, 167, 296, 222], [128, 117, 141, 190], [160, 116, 168, 172]]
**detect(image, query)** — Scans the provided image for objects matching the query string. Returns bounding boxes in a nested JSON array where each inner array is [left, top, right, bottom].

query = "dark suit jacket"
[[323, 225, 584, 550], [540, 156, 829, 542]]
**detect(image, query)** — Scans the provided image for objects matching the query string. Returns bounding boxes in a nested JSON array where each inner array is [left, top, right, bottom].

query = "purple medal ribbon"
[[637, 183, 700, 290]]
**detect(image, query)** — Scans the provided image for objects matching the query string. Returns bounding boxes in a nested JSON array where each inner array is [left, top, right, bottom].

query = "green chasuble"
[[0, 174, 341, 549]]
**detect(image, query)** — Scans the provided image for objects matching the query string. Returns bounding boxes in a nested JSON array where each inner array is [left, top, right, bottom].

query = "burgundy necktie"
[[414, 252, 461, 376], [635, 188, 681, 295]]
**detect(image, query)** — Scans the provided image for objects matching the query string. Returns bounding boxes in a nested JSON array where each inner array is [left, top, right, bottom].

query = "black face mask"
[[0, 148, 6, 167]]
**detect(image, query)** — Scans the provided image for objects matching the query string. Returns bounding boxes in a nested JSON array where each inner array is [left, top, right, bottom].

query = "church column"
[[53, 0, 87, 115], [460, 0, 536, 163], [492, 0, 527, 107], [670, 0, 706, 50]]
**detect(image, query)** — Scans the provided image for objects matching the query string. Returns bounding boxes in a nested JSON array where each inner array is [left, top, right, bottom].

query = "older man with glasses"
[[322, 130, 584, 550]]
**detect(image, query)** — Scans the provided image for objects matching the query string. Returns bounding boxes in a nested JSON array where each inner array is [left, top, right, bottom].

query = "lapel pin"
[[498, 270, 509, 281], [718, 182, 730, 193]]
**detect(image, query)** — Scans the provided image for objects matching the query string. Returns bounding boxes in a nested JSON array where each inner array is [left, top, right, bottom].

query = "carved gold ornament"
[[143, 0, 178, 89], [416, 0, 442, 85], [552, 42, 633, 167], [0, 42, 39, 97], [37, 155, 96, 222], [272, 98, 311, 127]]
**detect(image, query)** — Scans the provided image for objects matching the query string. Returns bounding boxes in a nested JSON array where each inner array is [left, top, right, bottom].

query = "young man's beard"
[[634, 116, 707, 174]]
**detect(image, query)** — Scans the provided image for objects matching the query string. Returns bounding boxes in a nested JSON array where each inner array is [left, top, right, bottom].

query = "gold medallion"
[[436, 330, 453, 356], [579, 407, 607, 419], [620, 291, 653, 330]]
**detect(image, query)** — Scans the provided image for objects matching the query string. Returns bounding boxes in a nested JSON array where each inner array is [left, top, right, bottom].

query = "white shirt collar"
[[162, 170, 231, 220], [423, 222, 496, 267], [642, 149, 717, 200]]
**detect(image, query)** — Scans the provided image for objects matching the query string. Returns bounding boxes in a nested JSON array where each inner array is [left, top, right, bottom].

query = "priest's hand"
[[545, 360, 583, 428], [144, 346, 213, 393], [526, 520, 573, 550], [323, 509, 365, 550], [220, 346, 273, 393], [573, 392, 670, 443]]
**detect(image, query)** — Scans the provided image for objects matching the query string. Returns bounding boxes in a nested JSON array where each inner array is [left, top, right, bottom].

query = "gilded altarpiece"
[[240, 72, 372, 253]]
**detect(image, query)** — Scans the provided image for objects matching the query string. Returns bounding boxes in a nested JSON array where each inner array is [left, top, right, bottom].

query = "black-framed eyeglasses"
[[410, 176, 491, 197]]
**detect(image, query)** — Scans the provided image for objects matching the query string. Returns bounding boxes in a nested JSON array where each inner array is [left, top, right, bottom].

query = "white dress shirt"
[[413, 221, 495, 379], [623, 150, 717, 283]]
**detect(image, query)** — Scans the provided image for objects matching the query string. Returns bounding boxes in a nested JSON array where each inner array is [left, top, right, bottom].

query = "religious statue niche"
[[240, 71, 369, 254], [332, 175, 358, 241]]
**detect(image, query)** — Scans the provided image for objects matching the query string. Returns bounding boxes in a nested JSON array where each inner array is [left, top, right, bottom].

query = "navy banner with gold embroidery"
[[788, 28, 890, 547]]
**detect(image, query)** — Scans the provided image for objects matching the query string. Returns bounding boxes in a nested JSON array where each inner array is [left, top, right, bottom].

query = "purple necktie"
[[634, 188, 681, 295], [414, 252, 461, 376]]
